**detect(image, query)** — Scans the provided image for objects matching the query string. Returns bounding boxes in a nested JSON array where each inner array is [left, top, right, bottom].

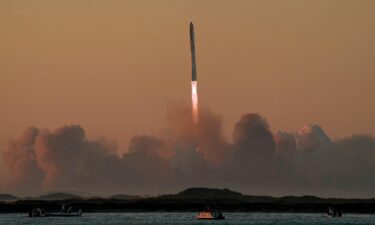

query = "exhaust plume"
[[191, 81, 198, 123]]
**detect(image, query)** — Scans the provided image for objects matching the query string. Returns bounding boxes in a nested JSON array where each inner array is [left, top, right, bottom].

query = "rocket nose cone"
[[190, 22, 194, 28]]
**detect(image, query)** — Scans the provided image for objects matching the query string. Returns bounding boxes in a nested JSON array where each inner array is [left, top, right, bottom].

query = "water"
[[1, 212, 375, 225]]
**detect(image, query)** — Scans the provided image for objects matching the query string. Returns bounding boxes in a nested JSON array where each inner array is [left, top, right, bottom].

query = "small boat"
[[196, 208, 225, 220], [29, 204, 82, 217], [324, 207, 342, 218]]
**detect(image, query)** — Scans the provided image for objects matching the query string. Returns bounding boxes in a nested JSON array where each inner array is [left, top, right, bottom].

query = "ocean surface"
[[1, 212, 375, 225]]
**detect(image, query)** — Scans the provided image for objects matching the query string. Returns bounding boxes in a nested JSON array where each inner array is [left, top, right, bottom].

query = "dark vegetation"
[[1, 188, 375, 213]]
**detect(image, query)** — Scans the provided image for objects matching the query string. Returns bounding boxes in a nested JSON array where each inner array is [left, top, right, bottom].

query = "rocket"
[[190, 22, 197, 81], [190, 22, 199, 123]]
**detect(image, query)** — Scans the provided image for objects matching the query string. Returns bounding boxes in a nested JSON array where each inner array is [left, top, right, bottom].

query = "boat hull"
[[197, 217, 225, 220], [44, 213, 81, 217]]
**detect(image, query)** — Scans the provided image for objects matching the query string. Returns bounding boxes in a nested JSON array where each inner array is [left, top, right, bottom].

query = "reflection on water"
[[0, 212, 374, 225]]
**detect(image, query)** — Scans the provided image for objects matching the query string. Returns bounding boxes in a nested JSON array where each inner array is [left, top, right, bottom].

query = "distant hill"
[[110, 194, 142, 200], [0, 194, 19, 201], [37, 192, 82, 200], [163, 187, 243, 200], [277, 195, 325, 204], [243, 195, 275, 203]]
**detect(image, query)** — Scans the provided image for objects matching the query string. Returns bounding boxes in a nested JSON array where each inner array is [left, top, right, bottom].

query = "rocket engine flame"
[[192, 81, 198, 123]]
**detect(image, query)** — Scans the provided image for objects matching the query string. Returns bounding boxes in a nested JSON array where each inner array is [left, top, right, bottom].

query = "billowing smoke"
[[232, 113, 275, 159], [34, 125, 121, 191], [2, 104, 375, 197], [2, 127, 43, 194]]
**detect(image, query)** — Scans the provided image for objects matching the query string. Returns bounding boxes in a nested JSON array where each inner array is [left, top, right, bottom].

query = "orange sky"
[[1, 0, 375, 158]]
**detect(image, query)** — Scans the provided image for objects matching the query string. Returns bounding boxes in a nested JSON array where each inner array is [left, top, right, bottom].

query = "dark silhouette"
[[1, 188, 375, 213]]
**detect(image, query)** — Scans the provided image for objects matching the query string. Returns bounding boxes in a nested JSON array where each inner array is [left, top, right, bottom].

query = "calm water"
[[1, 212, 375, 225]]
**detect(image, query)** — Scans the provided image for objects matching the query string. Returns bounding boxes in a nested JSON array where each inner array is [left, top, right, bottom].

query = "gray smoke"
[[2, 104, 375, 197], [2, 127, 43, 194]]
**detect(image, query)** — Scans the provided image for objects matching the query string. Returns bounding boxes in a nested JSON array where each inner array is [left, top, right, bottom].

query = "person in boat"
[[327, 207, 343, 217], [29, 207, 45, 217]]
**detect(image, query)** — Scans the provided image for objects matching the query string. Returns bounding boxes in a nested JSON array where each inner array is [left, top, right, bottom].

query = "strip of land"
[[1, 188, 375, 213]]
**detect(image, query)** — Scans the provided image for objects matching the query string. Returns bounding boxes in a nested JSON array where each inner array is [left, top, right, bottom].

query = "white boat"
[[29, 204, 82, 217]]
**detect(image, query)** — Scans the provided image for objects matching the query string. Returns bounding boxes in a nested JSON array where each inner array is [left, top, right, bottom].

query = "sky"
[[1, 0, 375, 197]]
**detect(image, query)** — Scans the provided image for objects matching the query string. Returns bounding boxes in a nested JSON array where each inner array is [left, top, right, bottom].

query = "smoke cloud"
[[2, 104, 375, 197], [2, 127, 43, 194]]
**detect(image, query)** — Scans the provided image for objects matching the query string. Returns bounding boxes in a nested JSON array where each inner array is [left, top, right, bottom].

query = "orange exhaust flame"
[[191, 81, 198, 123]]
